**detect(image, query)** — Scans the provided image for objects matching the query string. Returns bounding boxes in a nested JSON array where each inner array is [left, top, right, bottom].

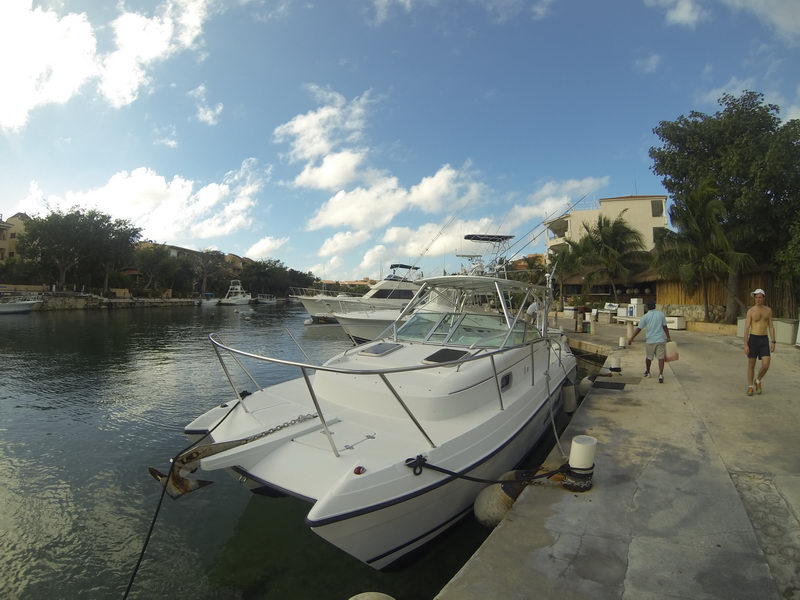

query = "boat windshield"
[[395, 312, 538, 348]]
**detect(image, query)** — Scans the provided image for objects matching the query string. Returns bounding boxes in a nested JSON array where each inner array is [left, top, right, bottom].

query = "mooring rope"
[[404, 455, 567, 484], [122, 390, 246, 599]]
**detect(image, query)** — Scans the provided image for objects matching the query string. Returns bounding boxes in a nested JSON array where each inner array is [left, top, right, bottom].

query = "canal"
[[0, 304, 601, 599]]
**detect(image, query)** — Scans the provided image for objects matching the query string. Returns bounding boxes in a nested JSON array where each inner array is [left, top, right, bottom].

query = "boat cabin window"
[[396, 313, 443, 341], [396, 312, 537, 348], [370, 289, 416, 299]]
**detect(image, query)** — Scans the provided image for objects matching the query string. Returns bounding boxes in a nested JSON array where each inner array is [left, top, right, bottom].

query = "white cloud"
[[153, 124, 178, 147], [294, 150, 365, 190], [307, 176, 407, 231], [634, 53, 662, 74], [643, 0, 708, 27], [383, 217, 498, 259], [306, 255, 344, 278], [274, 85, 371, 162], [188, 83, 223, 125], [0, 1, 98, 131], [246, 236, 289, 259], [0, 0, 213, 129], [719, 0, 800, 42], [358, 244, 389, 271], [698, 76, 756, 104], [19, 158, 268, 243], [531, 0, 556, 20], [318, 230, 371, 257], [406, 164, 486, 213], [371, 0, 416, 23], [99, 1, 211, 108], [511, 176, 610, 223]]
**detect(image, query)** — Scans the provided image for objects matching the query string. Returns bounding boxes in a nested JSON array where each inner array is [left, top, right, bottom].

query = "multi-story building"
[[544, 195, 668, 259], [0, 213, 31, 263]]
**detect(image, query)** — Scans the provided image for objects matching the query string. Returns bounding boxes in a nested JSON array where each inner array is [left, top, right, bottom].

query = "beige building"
[[544, 195, 668, 259], [0, 213, 30, 263]]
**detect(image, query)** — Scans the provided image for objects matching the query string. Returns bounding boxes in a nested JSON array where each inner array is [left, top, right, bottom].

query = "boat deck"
[[437, 319, 799, 600]]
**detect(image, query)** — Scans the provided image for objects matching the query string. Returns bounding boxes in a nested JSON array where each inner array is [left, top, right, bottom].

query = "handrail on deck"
[[208, 331, 551, 453]]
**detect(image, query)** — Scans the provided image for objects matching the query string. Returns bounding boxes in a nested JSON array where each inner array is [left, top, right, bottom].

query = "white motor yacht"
[[290, 264, 421, 322], [218, 280, 252, 306], [0, 295, 43, 314], [155, 275, 577, 569]]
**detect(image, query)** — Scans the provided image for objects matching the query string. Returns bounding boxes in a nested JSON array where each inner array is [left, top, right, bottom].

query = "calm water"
[[0, 305, 592, 600]]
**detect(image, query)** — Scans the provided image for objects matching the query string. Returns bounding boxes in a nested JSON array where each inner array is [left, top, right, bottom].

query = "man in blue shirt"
[[628, 302, 671, 383]]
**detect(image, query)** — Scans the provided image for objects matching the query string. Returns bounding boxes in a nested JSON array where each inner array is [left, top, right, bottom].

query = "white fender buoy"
[[610, 356, 621, 372], [578, 376, 593, 398], [618, 336, 626, 349], [348, 593, 396, 600], [474, 478, 527, 527], [562, 384, 577, 413], [303, 318, 313, 325]]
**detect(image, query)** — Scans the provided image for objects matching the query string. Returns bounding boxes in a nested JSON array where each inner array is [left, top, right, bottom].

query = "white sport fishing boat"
[[218, 280, 252, 305], [154, 275, 576, 569], [0, 295, 42, 314], [290, 264, 421, 322]]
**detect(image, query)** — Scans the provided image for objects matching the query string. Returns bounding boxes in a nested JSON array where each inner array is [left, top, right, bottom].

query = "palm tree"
[[550, 247, 583, 310], [654, 182, 753, 322], [571, 211, 648, 303]]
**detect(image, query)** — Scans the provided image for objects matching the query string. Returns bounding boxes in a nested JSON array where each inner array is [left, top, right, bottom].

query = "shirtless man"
[[743, 288, 776, 396]]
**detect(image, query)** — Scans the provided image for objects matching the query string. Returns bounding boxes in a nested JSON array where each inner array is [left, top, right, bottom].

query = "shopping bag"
[[665, 341, 679, 362]]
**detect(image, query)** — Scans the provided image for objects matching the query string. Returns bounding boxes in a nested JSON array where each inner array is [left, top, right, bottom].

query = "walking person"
[[628, 302, 671, 383], [743, 288, 776, 396], [526, 299, 539, 330]]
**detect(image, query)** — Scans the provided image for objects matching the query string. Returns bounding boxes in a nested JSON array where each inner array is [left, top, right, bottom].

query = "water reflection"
[[0, 305, 600, 599]]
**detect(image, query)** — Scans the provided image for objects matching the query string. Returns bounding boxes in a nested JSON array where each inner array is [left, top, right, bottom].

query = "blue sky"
[[1, 0, 798, 280]]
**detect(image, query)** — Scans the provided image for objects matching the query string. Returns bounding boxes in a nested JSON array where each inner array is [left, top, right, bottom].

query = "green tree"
[[135, 244, 178, 292], [569, 211, 648, 303], [654, 182, 753, 322], [650, 91, 800, 318], [193, 250, 229, 295], [550, 247, 583, 310]]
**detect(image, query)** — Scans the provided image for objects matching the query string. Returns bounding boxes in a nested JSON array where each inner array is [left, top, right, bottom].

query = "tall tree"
[[654, 182, 753, 322], [549, 247, 583, 310], [570, 211, 648, 303], [193, 250, 229, 295], [650, 91, 800, 319]]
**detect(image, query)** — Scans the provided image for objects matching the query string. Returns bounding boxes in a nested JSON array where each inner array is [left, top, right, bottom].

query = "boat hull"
[[0, 300, 41, 314], [218, 297, 251, 305], [334, 310, 398, 343], [307, 382, 567, 569]]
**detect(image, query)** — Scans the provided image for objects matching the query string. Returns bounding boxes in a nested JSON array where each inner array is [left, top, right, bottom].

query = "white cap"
[[751, 288, 766, 296]]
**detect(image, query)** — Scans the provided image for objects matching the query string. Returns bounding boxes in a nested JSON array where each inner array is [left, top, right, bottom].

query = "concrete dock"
[[436, 321, 800, 599]]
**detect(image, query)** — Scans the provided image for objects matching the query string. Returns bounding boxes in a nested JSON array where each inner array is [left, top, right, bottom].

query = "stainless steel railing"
[[209, 331, 557, 454]]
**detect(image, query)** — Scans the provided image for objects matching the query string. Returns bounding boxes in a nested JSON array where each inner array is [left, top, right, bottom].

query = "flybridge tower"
[[458, 234, 514, 277]]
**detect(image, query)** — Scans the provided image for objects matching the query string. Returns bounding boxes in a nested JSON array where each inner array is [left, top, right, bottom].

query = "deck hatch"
[[422, 348, 470, 364], [359, 342, 403, 357]]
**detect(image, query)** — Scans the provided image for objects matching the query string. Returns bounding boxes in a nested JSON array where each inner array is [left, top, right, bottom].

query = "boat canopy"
[[463, 234, 514, 243], [389, 263, 419, 270], [417, 275, 544, 293]]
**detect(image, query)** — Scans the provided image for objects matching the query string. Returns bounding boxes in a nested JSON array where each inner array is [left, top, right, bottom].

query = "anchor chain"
[[244, 413, 318, 443]]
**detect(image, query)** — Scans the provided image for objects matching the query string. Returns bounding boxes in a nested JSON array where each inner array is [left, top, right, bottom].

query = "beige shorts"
[[646, 343, 666, 360]]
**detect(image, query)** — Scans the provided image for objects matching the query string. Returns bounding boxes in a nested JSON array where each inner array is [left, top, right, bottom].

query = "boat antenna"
[[504, 192, 589, 263]]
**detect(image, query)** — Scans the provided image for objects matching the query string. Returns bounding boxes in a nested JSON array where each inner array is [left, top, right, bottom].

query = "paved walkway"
[[436, 321, 800, 600]]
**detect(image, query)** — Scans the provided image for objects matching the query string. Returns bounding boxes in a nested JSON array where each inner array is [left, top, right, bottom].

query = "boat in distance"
[[290, 264, 421, 322], [0, 295, 43, 314], [155, 275, 577, 569], [218, 280, 252, 305]]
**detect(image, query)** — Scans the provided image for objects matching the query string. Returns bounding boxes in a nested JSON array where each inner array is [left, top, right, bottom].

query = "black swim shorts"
[[747, 334, 770, 359]]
